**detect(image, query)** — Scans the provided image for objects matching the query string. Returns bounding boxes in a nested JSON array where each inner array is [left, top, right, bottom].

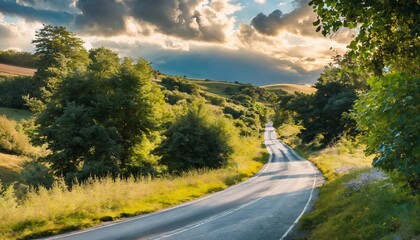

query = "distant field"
[[187, 79, 244, 98], [0, 107, 32, 121], [261, 83, 316, 94], [0, 63, 36, 77]]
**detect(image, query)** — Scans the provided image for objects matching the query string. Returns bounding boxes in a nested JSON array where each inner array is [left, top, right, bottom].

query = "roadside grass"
[[0, 107, 32, 121], [276, 124, 420, 239], [300, 170, 420, 239], [0, 137, 267, 240], [299, 138, 373, 181]]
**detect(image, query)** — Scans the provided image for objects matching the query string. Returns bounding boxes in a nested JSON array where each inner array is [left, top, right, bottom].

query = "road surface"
[[45, 123, 321, 240]]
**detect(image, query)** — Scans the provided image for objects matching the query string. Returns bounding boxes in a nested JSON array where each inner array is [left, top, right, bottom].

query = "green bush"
[[20, 161, 54, 189], [354, 73, 420, 191], [0, 76, 40, 109], [156, 103, 234, 174]]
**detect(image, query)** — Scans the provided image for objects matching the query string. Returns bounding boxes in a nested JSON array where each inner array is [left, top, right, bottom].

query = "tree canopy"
[[33, 57, 165, 180], [310, 0, 419, 75], [32, 25, 90, 103]]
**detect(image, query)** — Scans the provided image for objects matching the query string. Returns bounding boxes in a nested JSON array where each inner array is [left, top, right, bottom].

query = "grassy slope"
[[0, 153, 27, 186], [187, 79, 244, 98], [0, 108, 32, 185], [0, 107, 32, 121], [262, 83, 316, 94], [0, 63, 35, 77], [282, 131, 420, 239]]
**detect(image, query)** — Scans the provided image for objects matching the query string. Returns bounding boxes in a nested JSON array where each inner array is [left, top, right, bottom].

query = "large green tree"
[[310, 0, 419, 75], [354, 73, 420, 191], [31, 25, 90, 103], [33, 56, 165, 180]]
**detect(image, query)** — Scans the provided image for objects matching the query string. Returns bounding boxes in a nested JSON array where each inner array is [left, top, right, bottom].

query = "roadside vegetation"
[[270, 1, 419, 239]]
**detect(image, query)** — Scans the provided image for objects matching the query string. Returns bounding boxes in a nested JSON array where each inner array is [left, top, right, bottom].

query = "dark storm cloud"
[[251, 9, 284, 35], [251, 0, 318, 37], [129, 0, 227, 42], [74, 0, 127, 36], [0, 0, 73, 24]]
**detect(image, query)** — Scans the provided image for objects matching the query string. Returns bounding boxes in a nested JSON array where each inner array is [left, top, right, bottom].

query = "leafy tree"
[[32, 56, 165, 179], [156, 103, 234, 174], [354, 73, 420, 191], [31, 25, 89, 103], [0, 76, 40, 109], [283, 82, 357, 146], [310, 0, 419, 75], [88, 47, 120, 78], [318, 53, 370, 92]]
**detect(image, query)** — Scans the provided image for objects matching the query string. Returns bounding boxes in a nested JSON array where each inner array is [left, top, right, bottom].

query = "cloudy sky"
[[0, 0, 354, 85]]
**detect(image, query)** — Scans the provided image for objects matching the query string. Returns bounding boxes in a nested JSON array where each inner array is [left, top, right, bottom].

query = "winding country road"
[[46, 123, 321, 240]]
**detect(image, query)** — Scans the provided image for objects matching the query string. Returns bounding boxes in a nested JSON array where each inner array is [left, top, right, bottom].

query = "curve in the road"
[[44, 123, 321, 240]]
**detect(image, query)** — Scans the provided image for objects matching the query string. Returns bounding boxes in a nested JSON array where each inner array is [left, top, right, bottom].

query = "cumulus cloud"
[[254, 0, 266, 4], [0, 13, 41, 50], [0, 0, 241, 42], [128, 0, 240, 42], [251, 0, 318, 37]]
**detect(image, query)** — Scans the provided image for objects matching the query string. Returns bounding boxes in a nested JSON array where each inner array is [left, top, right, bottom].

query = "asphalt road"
[[45, 123, 321, 240]]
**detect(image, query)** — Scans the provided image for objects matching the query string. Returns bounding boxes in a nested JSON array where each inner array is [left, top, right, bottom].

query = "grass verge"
[[282, 131, 420, 239], [0, 137, 267, 240], [300, 170, 420, 239]]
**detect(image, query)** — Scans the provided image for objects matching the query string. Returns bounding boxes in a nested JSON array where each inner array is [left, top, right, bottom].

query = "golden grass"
[[0, 63, 35, 77], [0, 137, 267, 239], [262, 83, 316, 94], [307, 143, 373, 181], [0, 153, 27, 186]]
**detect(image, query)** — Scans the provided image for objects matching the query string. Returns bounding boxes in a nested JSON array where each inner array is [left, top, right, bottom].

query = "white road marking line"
[[279, 148, 317, 240]]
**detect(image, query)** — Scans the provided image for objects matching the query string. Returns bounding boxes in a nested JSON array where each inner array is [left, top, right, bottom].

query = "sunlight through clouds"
[[0, 0, 356, 84]]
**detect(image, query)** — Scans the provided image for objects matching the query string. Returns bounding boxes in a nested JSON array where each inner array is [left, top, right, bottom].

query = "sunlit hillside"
[[261, 83, 316, 94]]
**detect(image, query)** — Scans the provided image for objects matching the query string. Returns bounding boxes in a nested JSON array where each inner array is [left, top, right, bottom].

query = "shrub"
[[20, 161, 54, 189], [156, 103, 235, 174], [0, 116, 33, 156]]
